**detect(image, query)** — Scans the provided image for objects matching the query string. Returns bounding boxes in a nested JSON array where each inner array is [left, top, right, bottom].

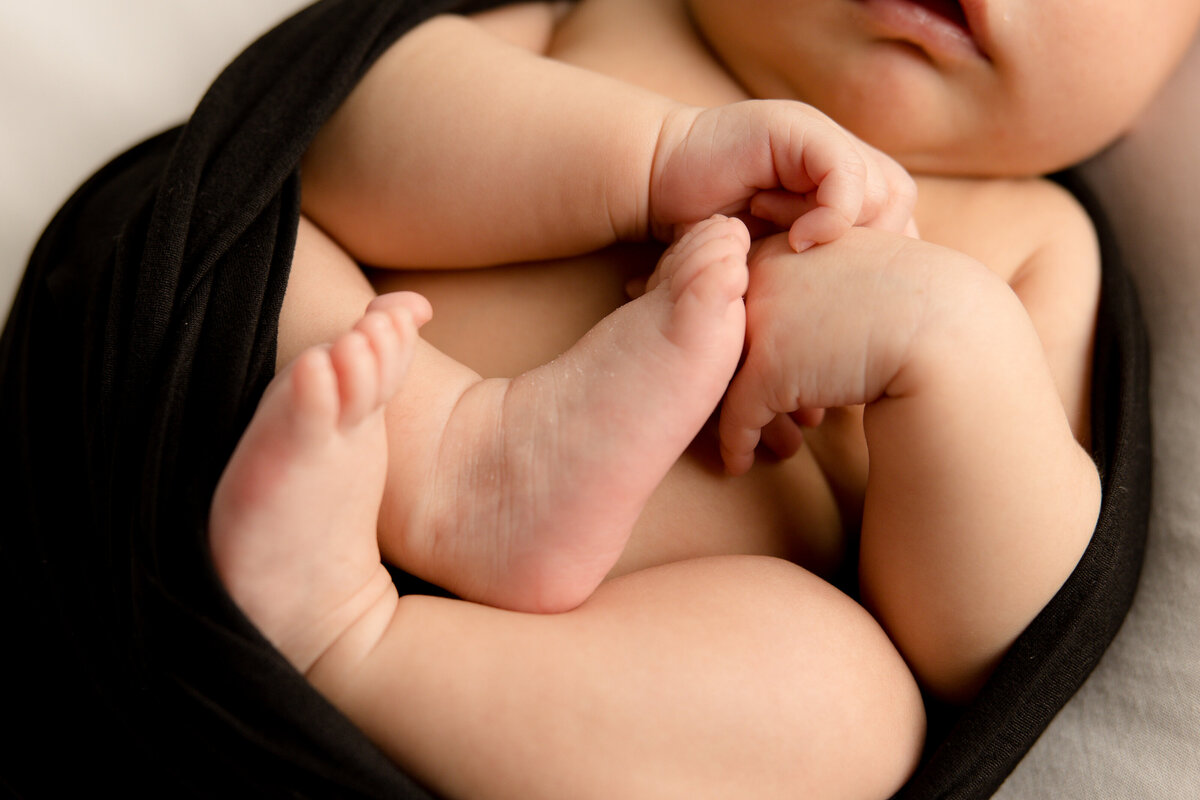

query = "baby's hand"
[[649, 101, 917, 252], [717, 229, 983, 475]]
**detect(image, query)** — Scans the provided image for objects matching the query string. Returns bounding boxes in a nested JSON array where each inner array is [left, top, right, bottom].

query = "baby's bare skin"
[[372, 175, 1097, 585], [212, 0, 1200, 795], [225, 216, 926, 800], [372, 248, 848, 580], [341, 4, 1103, 604]]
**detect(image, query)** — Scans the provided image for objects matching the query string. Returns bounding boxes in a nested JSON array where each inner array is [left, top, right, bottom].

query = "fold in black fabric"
[[2, 2, 506, 796], [0, 1, 1149, 796]]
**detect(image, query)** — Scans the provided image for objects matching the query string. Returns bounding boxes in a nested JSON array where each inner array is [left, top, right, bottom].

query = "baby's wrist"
[[884, 264, 1033, 402], [645, 104, 708, 241]]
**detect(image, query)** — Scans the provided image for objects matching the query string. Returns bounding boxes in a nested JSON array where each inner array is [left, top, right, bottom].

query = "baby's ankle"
[[304, 566, 402, 684]]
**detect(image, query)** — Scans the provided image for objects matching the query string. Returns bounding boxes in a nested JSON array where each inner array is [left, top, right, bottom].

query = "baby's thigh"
[[365, 555, 924, 800], [276, 215, 379, 369]]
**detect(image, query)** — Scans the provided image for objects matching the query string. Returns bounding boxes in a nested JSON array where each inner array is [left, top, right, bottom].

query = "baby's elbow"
[[922, 452, 1102, 706]]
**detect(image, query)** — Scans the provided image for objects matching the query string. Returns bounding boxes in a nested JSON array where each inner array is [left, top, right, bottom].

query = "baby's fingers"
[[718, 365, 783, 475], [760, 414, 807, 461], [758, 407, 827, 459], [771, 124, 916, 250], [858, 142, 918, 236], [750, 190, 817, 232], [783, 129, 870, 250]]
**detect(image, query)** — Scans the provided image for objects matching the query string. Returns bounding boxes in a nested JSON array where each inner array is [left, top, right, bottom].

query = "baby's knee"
[[665, 556, 926, 798], [756, 559, 924, 794]]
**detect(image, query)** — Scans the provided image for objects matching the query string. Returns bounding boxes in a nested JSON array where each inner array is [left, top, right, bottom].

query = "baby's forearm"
[[858, 270, 1101, 703], [301, 14, 675, 268]]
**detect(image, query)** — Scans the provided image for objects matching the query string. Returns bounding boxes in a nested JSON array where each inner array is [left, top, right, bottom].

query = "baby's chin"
[[873, 131, 1111, 180], [804, 90, 1125, 178]]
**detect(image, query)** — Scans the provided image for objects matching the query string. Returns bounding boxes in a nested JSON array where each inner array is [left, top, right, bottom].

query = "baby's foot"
[[209, 292, 429, 672], [392, 215, 750, 612]]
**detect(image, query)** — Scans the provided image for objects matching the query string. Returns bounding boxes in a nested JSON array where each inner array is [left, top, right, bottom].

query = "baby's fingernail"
[[793, 239, 815, 253]]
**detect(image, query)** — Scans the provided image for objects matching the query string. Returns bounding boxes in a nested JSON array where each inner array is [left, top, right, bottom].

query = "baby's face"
[[685, 0, 1200, 175]]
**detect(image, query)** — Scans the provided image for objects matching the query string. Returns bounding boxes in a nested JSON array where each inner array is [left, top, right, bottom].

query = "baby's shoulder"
[[914, 175, 1098, 286]]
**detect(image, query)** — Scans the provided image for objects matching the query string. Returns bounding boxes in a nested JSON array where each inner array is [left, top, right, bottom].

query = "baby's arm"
[[707, 230, 1101, 703], [300, 13, 914, 269]]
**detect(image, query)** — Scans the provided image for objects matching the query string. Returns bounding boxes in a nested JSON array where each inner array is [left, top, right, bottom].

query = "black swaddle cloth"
[[0, 1, 1150, 796]]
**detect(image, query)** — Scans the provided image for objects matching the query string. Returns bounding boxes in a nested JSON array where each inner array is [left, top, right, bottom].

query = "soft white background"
[[3, 2, 1197, 797], [1, 0, 310, 314]]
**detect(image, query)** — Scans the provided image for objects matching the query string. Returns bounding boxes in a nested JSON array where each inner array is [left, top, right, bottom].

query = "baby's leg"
[[380, 215, 751, 612], [312, 556, 925, 800], [214, 401, 923, 798], [213, 244, 922, 799], [209, 292, 428, 672]]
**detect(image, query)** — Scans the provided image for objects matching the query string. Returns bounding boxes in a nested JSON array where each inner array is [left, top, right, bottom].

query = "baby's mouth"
[[909, 0, 970, 32], [857, 0, 987, 62]]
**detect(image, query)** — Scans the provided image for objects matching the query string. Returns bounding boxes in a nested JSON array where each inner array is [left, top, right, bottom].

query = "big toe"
[[658, 227, 749, 356], [663, 217, 749, 296]]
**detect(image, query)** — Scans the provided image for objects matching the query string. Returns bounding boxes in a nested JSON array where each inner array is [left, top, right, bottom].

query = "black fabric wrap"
[[0, 0, 1149, 796]]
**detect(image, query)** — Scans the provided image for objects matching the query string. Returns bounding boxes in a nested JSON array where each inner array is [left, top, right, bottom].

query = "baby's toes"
[[367, 290, 433, 328], [672, 246, 749, 310], [356, 310, 404, 404], [285, 347, 341, 442], [652, 215, 749, 296], [328, 330, 381, 429]]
